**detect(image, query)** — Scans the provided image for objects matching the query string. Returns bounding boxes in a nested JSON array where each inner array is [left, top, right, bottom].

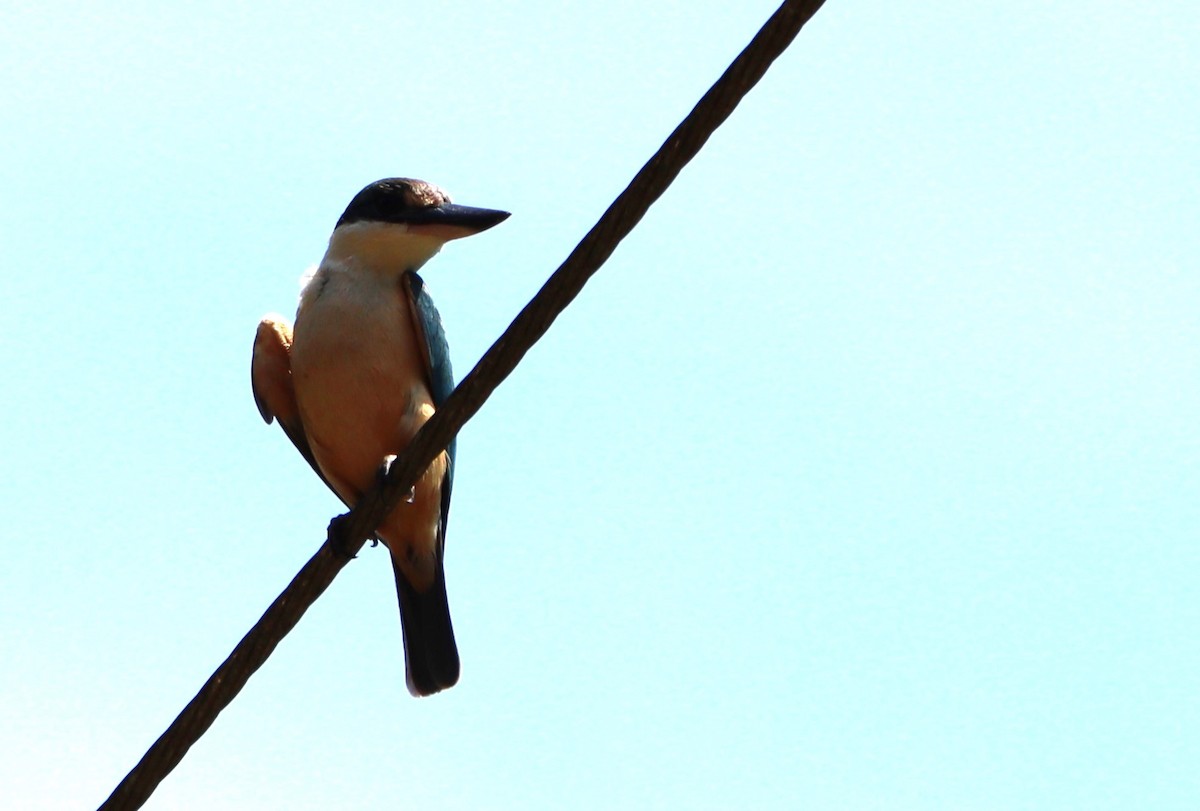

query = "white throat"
[[297, 222, 447, 319], [324, 221, 446, 275]]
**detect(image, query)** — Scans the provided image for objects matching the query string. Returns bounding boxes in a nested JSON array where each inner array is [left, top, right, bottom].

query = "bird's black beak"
[[406, 204, 511, 237]]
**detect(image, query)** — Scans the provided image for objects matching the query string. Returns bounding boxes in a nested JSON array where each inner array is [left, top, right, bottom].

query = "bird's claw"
[[327, 513, 358, 560]]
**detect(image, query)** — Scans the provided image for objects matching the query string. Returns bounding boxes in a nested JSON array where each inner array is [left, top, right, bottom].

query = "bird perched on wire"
[[251, 178, 510, 696]]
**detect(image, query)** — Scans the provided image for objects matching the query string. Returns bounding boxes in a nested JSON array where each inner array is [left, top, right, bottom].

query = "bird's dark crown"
[[336, 178, 451, 228]]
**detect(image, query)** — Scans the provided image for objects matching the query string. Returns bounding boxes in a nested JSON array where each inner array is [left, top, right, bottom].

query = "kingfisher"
[[251, 178, 510, 696]]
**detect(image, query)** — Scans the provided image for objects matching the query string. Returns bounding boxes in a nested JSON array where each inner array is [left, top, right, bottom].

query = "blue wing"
[[404, 271, 455, 545], [397, 271, 460, 695]]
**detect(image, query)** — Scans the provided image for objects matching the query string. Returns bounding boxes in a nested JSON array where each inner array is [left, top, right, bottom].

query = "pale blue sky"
[[2, 2, 1198, 809]]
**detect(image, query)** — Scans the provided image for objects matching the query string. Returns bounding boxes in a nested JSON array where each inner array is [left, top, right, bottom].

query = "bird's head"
[[327, 178, 510, 271]]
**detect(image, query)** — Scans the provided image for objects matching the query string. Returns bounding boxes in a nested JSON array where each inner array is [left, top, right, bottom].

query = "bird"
[[251, 178, 510, 696]]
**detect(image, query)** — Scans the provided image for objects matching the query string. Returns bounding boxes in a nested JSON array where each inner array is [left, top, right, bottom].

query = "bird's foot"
[[327, 513, 359, 560]]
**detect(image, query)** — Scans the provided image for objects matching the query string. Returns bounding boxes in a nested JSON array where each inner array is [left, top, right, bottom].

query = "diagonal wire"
[[97, 1, 827, 808]]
